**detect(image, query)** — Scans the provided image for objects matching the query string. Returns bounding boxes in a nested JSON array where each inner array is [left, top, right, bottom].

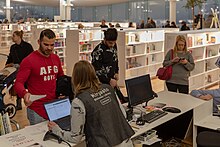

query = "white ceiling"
[[11, 0, 129, 7]]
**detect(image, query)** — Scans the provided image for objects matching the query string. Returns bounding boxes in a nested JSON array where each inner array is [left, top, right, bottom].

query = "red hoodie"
[[14, 50, 64, 119]]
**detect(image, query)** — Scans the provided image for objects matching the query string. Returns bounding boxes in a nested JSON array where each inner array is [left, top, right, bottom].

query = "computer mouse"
[[162, 107, 181, 113]]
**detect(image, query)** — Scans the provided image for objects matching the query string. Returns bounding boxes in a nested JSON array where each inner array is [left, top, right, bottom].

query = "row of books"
[[0, 113, 12, 136], [126, 43, 157, 56], [188, 36, 216, 47]]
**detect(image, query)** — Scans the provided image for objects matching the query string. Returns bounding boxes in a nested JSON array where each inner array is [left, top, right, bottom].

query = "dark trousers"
[[166, 82, 189, 94], [16, 95, 22, 109]]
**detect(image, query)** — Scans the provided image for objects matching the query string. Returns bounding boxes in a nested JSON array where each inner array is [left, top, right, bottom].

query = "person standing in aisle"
[[100, 19, 108, 28], [163, 35, 195, 94], [91, 28, 119, 88], [48, 60, 134, 147], [139, 20, 145, 29], [14, 29, 64, 125], [180, 21, 190, 31], [5, 30, 34, 110], [170, 21, 177, 28]]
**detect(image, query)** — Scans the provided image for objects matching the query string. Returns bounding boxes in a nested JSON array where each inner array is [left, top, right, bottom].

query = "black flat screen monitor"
[[125, 74, 154, 107]]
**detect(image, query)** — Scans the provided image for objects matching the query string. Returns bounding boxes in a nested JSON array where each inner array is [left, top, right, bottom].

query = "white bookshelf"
[[164, 29, 220, 91], [65, 28, 178, 86], [118, 29, 177, 86], [0, 24, 14, 55], [65, 29, 104, 76], [0, 32, 12, 55], [52, 28, 66, 69]]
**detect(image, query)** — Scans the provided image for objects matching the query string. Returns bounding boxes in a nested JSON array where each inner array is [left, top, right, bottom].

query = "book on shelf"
[[0, 113, 5, 135], [146, 57, 148, 65], [132, 46, 136, 54], [126, 45, 133, 56], [148, 43, 156, 52], [188, 37, 193, 47], [54, 41, 64, 48], [129, 33, 136, 43], [211, 36, 216, 43], [125, 34, 129, 44], [135, 34, 140, 42], [2, 112, 12, 134], [80, 44, 92, 52], [151, 54, 156, 62], [127, 57, 142, 68], [207, 75, 212, 83], [80, 53, 91, 61], [195, 36, 203, 46], [206, 33, 209, 42]]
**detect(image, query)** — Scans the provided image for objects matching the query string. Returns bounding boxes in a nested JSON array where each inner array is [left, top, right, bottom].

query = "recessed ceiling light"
[[12, 0, 29, 2]]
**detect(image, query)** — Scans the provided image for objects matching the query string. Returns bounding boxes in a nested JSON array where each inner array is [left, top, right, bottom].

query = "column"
[[65, 0, 72, 21], [169, 0, 176, 23], [5, 0, 11, 22], [60, 0, 65, 21]]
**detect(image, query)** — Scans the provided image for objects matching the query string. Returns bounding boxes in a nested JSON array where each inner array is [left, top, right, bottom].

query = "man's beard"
[[39, 44, 52, 56]]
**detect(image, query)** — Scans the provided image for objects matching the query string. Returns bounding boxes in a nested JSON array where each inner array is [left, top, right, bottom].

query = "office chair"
[[197, 131, 220, 147]]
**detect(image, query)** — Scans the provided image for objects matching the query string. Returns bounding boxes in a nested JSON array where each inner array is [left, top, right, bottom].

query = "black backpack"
[[56, 75, 74, 102]]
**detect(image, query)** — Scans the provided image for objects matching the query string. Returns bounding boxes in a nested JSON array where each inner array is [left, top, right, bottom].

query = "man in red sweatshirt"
[[14, 29, 64, 125]]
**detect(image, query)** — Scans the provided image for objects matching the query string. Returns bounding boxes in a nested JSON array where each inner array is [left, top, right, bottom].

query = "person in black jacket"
[[180, 21, 190, 31], [91, 28, 119, 88], [5, 30, 34, 110], [99, 19, 108, 28]]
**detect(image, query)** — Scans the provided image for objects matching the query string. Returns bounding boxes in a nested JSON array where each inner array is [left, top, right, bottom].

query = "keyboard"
[[54, 116, 71, 131], [142, 110, 168, 123]]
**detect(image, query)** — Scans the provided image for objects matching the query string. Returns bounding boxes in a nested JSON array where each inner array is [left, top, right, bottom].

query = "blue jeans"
[[27, 108, 46, 125]]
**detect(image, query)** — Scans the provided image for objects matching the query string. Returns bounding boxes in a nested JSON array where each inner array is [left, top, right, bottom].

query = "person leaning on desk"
[[48, 60, 135, 147], [190, 88, 220, 112], [190, 88, 220, 146]]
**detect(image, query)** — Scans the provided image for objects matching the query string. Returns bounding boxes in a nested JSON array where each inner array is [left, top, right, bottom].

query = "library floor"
[[6, 78, 219, 146]]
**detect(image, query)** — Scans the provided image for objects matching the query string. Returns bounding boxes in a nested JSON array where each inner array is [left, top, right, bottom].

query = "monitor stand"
[[125, 106, 133, 121], [126, 91, 158, 121]]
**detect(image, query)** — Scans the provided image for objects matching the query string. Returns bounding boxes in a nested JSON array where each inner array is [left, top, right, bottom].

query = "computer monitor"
[[125, 74, 155, 107]]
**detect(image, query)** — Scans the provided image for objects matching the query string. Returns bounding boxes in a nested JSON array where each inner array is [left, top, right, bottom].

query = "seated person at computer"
[[190, 89, 220, 113], [48, 60, 134, 146]]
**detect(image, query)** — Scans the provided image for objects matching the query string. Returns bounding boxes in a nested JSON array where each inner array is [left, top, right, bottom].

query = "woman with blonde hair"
[[163, 35, 195, 94], [48, 60, 134, 147]]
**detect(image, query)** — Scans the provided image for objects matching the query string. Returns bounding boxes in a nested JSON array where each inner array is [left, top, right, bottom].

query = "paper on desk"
[[30, 94, 46, 101], [0, 129, 40, 147]]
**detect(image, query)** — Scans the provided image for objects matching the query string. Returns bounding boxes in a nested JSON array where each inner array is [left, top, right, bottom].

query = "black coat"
[[6, 40, 33, 65]]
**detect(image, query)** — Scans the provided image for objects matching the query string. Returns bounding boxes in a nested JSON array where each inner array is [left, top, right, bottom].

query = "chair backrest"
[[56, 75, 74, 102], [197, 131, 220, 147]]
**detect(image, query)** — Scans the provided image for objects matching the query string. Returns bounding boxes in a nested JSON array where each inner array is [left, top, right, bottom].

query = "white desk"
[[0, 121, 85, 147], [193, 99, 220, 147], [0, 91, 208, 147], [131, 91, 206, 139]]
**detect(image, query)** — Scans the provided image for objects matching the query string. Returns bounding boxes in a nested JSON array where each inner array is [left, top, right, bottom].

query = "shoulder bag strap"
[[171, 49, 173, 59]]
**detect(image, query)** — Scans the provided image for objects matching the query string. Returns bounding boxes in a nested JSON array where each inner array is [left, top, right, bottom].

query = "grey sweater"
[[163, 49, 195, 85]]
